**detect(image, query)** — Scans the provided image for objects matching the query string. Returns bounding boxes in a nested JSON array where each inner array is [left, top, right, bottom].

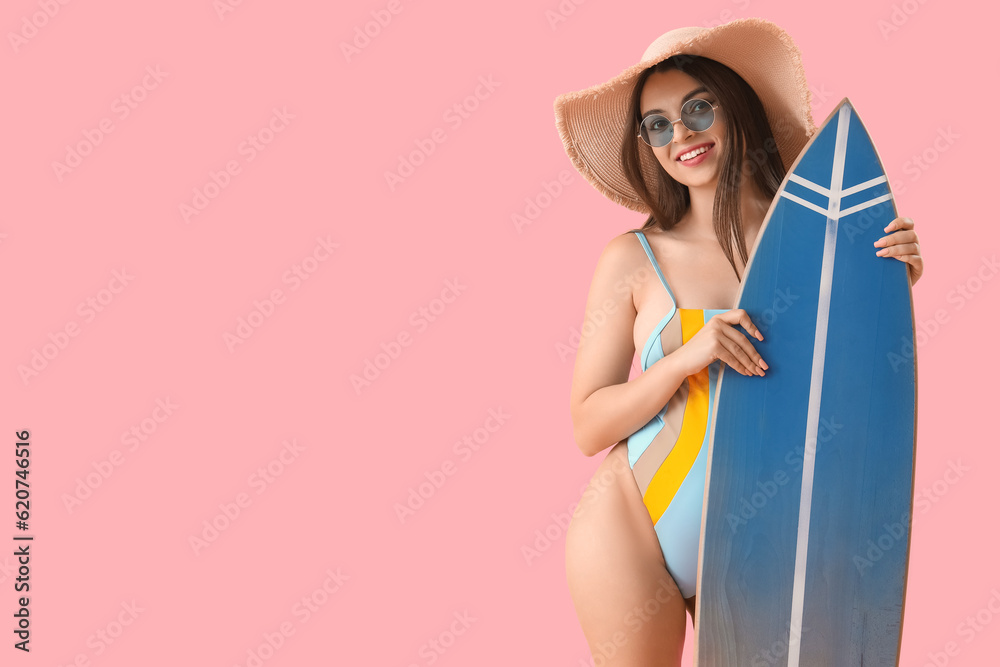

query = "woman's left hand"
[[874, 216, 923, 286]]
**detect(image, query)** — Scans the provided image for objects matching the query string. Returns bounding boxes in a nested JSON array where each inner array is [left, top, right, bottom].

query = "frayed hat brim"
[[553, 17, 818, 215]]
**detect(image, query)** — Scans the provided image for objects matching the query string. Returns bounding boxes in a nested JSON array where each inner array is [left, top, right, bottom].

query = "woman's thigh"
[[565, 441, 688, 666]]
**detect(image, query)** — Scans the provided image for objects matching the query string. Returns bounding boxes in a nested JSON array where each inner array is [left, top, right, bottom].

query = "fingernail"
[[759, 359, 769, 370], [876, 249, 887, 256]]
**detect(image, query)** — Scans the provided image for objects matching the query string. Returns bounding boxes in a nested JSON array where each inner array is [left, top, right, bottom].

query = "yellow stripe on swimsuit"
[[627, 230, 727, 599]]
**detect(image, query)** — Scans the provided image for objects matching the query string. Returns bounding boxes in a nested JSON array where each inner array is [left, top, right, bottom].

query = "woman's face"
[[639, 69, 727, 188]]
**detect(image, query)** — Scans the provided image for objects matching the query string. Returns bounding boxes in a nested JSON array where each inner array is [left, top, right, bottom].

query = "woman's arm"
[[569, 233, 691, 458]]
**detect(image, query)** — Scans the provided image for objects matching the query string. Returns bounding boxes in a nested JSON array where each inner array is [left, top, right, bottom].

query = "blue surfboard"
[[694, 98, 917, 665]]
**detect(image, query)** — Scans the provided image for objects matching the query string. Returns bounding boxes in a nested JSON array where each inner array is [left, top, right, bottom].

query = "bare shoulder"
[[590, 230, 648, 304]]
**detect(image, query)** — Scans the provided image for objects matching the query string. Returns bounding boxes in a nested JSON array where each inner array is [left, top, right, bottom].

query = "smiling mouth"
[[677, 143, 715, 161]]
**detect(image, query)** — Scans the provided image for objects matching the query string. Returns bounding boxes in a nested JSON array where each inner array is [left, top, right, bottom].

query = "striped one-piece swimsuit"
[[628, 230, 727, 599]]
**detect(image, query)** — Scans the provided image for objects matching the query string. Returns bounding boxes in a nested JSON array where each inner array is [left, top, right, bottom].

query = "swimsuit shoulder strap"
[[634, 230, 678, 305]]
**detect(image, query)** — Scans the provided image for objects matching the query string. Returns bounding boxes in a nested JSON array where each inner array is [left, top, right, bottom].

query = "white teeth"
[[679, 145, 711, 161]]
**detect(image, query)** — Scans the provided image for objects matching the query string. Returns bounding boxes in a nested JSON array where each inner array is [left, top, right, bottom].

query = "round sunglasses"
[[637, 98, 720, 148]]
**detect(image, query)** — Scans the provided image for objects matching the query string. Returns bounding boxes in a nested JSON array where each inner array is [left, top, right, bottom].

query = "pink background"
[[1, 0, 996, 664]]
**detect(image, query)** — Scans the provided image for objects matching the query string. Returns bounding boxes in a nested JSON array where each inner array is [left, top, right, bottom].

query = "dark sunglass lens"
[[641, 116, 672, 147], [682, 99, 715, 132]]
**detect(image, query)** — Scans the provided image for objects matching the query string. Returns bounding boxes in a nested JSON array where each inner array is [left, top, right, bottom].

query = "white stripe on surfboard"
[[841, 174, 887, 197], [779, 190, 830, 217], [839, 192, 893, 218], [780, 190, 893, 220], [786, 103, 852, 667], [789, 173, 885, 199], [788, 173, 831, 197]]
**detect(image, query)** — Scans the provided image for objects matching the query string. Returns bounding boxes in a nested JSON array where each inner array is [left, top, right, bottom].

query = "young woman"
[[553, 18, 923, 666]]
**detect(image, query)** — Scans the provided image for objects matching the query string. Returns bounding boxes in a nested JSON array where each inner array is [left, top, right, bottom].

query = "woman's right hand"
[[675, 309, 769, 377]]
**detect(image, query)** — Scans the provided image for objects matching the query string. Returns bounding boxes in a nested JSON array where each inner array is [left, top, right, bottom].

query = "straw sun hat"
[[553, 17, 818, 214]]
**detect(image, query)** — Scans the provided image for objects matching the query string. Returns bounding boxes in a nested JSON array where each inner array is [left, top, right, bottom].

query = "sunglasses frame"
[[637, 98, 721, 148]]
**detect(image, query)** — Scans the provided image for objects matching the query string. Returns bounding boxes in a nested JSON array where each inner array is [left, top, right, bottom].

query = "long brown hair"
[[622, 55, 788, 280]]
